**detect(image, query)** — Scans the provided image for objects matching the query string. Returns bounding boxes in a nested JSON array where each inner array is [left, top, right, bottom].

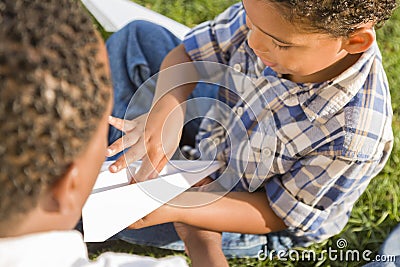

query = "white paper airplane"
[[81, 0, 190, 39], [82, 160, 224, 242]]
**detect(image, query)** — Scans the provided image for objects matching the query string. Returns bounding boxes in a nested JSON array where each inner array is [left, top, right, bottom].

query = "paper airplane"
[[82, 160, 224, 242], [81, 0, 190, 39]]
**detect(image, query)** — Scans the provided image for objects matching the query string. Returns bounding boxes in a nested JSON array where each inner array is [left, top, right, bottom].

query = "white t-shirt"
[[0, 230, 188, 267]]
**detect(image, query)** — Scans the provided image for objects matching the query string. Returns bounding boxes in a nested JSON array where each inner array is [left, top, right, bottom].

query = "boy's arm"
[[152, 44, 197, 105], [108, 44, 198, 178], [108, 3, 248, 178], [131, 191, 287, 234]]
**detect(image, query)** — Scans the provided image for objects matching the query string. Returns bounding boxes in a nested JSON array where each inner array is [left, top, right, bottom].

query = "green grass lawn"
[[90, 1, 400, 266]]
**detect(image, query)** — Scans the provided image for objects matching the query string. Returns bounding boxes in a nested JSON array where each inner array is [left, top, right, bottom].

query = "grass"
[[89, 1, 400, 266]]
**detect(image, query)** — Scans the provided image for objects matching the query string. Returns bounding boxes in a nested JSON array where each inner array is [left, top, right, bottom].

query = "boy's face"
[[243, 0, 350, 83]]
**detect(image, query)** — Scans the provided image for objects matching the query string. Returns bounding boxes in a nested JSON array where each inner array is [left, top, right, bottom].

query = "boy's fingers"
[[154, 156, 169, 175], [127, 204, 172, 229], [107, 133, 140, 157], [108, 146, 145, 173], [140, 157, 167, 181], [147, 169, 159, 180], [192, 177, 214, 187], [126, 166, 136, 184], [108, 156, 126, 173], [108, 155, 128, 173], [108, 116, 137, 132], [144, 156, 169, 180], [127, 212, 158, 229], [108, 116, 124, 131], [133, 156, 159, 182], [106, 138, 124, 157], [124, 141, 146, 166], [127, 218, 148, 229]]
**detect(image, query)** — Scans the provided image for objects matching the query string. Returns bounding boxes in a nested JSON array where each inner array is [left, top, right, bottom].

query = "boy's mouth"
[[255, 53, 277, 67], [261, 59, 277, 67]]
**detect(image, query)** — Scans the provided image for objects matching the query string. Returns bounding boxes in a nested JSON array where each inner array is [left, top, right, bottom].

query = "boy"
[[0, 0, 188, 266], [106, 0, 397, 265]]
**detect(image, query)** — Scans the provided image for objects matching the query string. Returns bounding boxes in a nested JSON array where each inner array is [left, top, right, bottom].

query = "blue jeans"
[[106, 20, 308, 259], [363, 223, 400, 266]]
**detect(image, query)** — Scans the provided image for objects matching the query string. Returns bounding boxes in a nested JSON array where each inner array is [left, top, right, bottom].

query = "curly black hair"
[[0, 0, 111, 223], [269, 0, 398, 37]]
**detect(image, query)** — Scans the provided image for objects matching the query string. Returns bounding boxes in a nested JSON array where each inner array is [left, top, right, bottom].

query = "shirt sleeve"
[[182, 3, 248, 64], [265, 153, 387, 236]]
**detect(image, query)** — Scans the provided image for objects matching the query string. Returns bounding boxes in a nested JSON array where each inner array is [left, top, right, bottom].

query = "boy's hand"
[[106, 45, 196, 181], [107, 115, 146, 174], [192, 177, 214, 187], [127, 203, 177, 229], [107, 102, 184, 182]]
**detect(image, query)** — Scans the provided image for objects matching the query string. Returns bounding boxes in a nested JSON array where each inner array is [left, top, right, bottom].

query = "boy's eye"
[[273, 41, 291, 50]]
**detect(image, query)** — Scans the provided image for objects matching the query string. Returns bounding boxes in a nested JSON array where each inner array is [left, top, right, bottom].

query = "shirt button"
[[262, 148, 272, 157], [285, 96, 299, 106], [236, 107, 243, 116], [214, 138, 220, 145], [233, 63, 242, 72]]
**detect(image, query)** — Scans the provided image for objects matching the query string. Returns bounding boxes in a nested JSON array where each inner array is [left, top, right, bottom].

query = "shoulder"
[[310, 44, 393, 161], [339, 44, 392, 160], [340, 90, 393, 161]]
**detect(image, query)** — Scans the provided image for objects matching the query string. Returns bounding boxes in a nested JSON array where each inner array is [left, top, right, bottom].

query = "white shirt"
[[0, 230, 188, 267]]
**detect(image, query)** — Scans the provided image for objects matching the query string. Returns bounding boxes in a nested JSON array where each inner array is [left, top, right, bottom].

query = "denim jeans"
[[363, 223, 400, 266], [106, 20, 308, 259]]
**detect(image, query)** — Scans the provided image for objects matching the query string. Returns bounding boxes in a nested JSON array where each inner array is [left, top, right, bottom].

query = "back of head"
[[269, 0, 398, 37], [0, 0, 111, 227]]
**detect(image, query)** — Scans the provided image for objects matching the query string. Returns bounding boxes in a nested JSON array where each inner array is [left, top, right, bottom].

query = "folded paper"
[[81, 0, 190, 39], [82, 160, 223, 242]]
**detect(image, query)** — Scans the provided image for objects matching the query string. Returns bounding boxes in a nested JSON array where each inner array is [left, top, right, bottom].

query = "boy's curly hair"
[[0, 0, 111, 222], [270, 0, 398, 37]]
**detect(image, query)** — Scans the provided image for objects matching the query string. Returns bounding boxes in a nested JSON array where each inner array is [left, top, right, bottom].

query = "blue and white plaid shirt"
[[183, 3, 393, 242]]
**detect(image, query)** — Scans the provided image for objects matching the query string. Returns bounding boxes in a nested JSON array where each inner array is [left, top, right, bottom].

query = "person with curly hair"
[[0, 0, 188, 266], [106, 0, 398, 266]]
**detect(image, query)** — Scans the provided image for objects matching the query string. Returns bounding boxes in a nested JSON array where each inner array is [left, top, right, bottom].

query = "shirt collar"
[[259, 43, 378, 124]]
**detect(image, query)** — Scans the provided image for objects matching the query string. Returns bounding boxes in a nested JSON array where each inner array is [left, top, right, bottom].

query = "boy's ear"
[[41, 164, 80, 214], [342, 27, 375, 54]]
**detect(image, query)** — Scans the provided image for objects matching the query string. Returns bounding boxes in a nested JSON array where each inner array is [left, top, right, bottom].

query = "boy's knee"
[[106, 20, 158, 46], [114, 19, 180, 45], [127, 20, 162, 32], [111, 20, 168, 42]]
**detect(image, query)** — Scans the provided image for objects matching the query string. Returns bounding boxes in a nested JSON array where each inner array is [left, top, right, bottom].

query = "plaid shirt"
[[183, 3, 393, 242]]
